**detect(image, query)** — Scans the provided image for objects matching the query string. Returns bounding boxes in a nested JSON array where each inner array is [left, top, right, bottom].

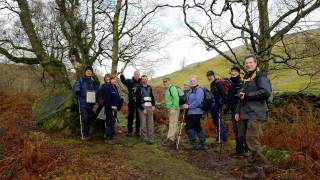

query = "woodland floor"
[[0, 92, 254, 179]]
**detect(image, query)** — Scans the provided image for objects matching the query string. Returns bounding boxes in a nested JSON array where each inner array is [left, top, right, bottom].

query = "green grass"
[[152, 29, 320, 94]]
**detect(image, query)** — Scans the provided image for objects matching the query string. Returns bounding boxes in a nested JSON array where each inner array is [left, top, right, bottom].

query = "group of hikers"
[[73, 55, 272, 179]]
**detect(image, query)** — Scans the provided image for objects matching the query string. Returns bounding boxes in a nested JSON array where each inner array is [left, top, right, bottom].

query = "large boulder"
[[32, 91, 79, 134]]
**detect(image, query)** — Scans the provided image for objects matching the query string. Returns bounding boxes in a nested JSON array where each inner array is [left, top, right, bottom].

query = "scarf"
[[243, 70, 257, 84]]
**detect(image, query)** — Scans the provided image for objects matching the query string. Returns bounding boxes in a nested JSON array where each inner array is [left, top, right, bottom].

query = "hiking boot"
[[135, 132, 141, 137], [81, 136, 91, 141], [244, 167, 266, 179], [244, 151, 252, 157], [145, 140, 154, 145], [196, 144, 208, 150], [162, 139, 174, 146]]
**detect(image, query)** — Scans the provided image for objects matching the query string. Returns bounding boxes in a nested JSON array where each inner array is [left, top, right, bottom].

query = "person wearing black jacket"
[[137, 75, 156, 144], [120, 70, 141, 136], [227, 65, 247, 155], [206, 70, 228, 142], [235, 55, 272, 179], [102, 75, 121, 141]]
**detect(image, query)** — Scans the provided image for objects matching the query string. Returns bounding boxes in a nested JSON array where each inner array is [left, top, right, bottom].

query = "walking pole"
[[78, 97, 84, 140], [176, 110, 185, 150], [218, 111, 222, 161]]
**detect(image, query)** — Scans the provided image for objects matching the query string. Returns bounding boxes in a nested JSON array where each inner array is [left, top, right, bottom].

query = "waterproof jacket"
[[210, 79, 227, 108], [102, 84, 121, 109], [227, 76, 242, 113], [136, 85, 155, 110], [236, 71, 272, 120], [73, 76, 99, 108], [164, 85, 179, 110], [187, 86, 204, 115], [120, 75, 141, 104]]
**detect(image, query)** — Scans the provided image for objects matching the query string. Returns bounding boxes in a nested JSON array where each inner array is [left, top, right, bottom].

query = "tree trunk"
[[18, 0, 71, 89], [257, 0, 272, 75], [111, 0, 123, 75]]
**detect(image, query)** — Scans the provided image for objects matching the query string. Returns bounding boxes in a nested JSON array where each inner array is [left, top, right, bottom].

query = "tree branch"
[[0, 47, 38, 64]]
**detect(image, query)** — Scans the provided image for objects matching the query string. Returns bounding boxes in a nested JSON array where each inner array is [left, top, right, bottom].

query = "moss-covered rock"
[[32, 91, 78, 134]]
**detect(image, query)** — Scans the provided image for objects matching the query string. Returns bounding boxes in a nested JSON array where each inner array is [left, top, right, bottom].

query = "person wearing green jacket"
[[162, 77, 180, 146]]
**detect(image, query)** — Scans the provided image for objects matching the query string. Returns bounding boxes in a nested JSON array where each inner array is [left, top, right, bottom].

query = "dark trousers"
[[80, 107, 94, 137], [231, 109, 247, 153], [186, 114, 206, 145], [104, 108, 117, 138], [211, 108, 228, 141], [127, 102, 140, 134]]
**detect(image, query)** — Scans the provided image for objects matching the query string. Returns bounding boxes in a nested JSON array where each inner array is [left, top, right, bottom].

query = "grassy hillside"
[[152, 29, 320, 94]]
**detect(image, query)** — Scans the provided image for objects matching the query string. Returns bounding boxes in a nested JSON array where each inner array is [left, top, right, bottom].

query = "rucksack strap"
[[169, 85, 176, 97]]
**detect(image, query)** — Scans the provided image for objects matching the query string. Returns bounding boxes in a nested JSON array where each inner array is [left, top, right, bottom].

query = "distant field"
[[152, 29, 320, 94]]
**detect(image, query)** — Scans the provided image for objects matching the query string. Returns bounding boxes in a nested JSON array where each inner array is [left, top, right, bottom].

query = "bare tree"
[[180, 57, 187, 70], [96, 0, 170, 75], [181, 0, 320, 74], [0, 0, 169, 89]]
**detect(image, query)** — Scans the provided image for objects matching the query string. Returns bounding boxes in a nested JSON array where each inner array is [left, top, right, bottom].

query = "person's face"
[[207, 75, 214, 82], [230, 70, 240, 78], [183, 84, 190, 91], [244, 57, 257, 72], [104, 77, 110, 83], [133, 71, 140, 81], [190, 78, 198, 87], [111, 78, 117, 85], [141, 77, 148, 85], [163, 80, 169, 88], [85, 70, 93, 77]]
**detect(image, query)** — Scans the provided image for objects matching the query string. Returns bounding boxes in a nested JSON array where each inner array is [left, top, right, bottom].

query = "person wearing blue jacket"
[[73, 66, 99, 140], [182, 75, 206, 149], [101, 75, 121, 141]]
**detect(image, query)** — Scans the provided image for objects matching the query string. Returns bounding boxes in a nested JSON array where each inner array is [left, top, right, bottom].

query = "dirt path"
[[0, 93, 244, 179]]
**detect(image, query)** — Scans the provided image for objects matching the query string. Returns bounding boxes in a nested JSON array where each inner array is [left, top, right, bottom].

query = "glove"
[[92, 103, 99, 113], [222, 106, 229, 114]]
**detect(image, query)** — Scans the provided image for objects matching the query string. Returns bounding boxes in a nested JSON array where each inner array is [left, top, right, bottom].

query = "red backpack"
[[219, 78, 231, 94]]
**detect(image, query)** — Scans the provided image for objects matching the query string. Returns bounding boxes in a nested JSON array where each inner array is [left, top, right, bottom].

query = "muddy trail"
[[0, 92, 249, 179]]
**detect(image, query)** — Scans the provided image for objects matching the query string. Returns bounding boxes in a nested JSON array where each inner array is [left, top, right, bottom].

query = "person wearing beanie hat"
[[206, 70, 229, 143], [85, 66, 94, 73], [228, 64, 247, 156], [183, 80, 191, 88], [181, 80, 191, 115], [206, 70, 215, 78], [231, 64, 241, 73], [73, 65, 99, 140]]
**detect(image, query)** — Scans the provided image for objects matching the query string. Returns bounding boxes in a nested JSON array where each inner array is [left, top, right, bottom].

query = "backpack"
[[254, 75, 273, 103], [219, 78, 232, 94], [169, 85, 186, 105], [200, 87, 215, 111]]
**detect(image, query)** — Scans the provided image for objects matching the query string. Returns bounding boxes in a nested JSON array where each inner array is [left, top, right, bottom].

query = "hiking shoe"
[[244, 167, 266, 179]]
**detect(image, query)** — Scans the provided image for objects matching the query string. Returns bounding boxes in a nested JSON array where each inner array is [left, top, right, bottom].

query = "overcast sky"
[[116, 0, 320, 79]]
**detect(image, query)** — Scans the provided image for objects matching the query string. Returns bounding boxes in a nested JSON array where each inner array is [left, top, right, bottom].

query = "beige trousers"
[[167, 108, 179, 141]]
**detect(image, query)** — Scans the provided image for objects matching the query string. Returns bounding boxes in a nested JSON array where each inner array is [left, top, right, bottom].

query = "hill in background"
[[152, 29, 320, 94]]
